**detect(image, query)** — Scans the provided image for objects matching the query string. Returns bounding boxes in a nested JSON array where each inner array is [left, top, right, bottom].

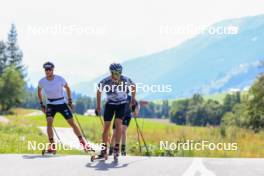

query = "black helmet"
[[109, 63, 122, 73], [43, 62, 55, 69]]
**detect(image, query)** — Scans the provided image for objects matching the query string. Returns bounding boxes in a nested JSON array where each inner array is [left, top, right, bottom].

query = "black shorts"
[[104, 103, 126, 122], [46, 103, 73, 120], [113, 103, 132, 128], [113, 113, 132, 129], [123, 113, 132, 126]]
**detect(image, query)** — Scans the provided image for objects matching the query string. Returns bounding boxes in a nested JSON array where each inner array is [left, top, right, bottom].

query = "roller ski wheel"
[[90, 153, 108, 162], [91, 150, 108, 162], [42, 149, 56, 156]]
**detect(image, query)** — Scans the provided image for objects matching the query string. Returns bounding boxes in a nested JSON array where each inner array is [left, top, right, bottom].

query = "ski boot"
[[42, 143, 56, 155], [91, 144, 108, 162], [91, 149, 108, 162], [121, 148, 126, 156], [121, 145, 126, 156], [109, 145, 114, 156]]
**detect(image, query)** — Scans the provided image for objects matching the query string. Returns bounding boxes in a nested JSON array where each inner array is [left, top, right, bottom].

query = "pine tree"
[[0, 41, 7, 75], [6, 24, 24, 75]]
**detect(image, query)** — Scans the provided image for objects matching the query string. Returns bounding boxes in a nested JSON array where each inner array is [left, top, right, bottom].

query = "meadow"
[[1, 108, 264, 157]]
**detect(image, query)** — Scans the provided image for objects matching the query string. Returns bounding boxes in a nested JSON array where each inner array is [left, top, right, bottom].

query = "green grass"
[[2, 108, 264, 157], [0, 110, 84, 155], [203, 92, 228, 103], [0, 122, 81, 155], [153, 92, 228, 105], [154, 91, 248, 105]]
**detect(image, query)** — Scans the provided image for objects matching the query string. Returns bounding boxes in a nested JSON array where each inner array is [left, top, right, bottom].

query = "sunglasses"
[[45, 68, 52, 72], [111, 71, 121, 75]]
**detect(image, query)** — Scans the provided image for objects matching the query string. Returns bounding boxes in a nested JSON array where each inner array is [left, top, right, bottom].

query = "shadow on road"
[[86, 157, 150, 171], [22, 154, 64, 159], [86, 160, 128, 171]]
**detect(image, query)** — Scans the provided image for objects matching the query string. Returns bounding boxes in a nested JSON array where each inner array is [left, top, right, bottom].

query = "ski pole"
[[138, 125, 150, 155], [95, 110, 104, 127], [134, 117, 150, 155], [68, 105, 88, 139], [74, 113, 87, 140], [52, 127, 62, 145], [135, 120, 142, 153]]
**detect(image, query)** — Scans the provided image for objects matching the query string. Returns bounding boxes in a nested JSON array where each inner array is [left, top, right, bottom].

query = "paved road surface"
[[38, 127, 102, 151], [0, 154, 263, 176], [0, 116, 9, 123]]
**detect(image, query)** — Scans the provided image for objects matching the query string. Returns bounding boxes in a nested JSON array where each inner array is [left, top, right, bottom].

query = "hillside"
[[73, 14, 264, 100]]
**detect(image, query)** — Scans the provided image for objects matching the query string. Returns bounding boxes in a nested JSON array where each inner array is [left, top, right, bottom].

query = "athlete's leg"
[[60, 104, 91, 150], [120, 113, 131, 155], [46, 116, 54, 143], [121, 125, 128, 145], [58, 104, 82, 138], [102, 103, 115, 152], [66, 118, 82, 138], [109, 127, 116, 155], [111, 122, 117, 145], [114, 118, 122, 146], [114, 103, 126, 146], [45, 104, 56, 144], [103, 122, 111, 145]]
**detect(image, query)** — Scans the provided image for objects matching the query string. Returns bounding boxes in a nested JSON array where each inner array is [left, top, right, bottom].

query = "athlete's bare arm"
[[131, 84, 136, 105], [37, 86, 46, 113], [96, 89, 102, 114], [64, 83, 73, 109], [38, 86, 43, 103], [64, 83, 72, 100]]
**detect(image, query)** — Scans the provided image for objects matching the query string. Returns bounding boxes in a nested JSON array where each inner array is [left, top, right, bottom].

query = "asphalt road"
[[0, 116, 9, 124], [0, 154, 263, 176]]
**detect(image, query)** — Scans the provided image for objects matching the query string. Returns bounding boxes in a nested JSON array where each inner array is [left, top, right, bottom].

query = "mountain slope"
[[73, 14, 264, 100]]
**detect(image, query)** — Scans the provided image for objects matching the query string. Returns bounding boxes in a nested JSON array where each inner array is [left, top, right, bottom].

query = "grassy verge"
[[0, 109, 84, 155], [4, 110, 264, 157]]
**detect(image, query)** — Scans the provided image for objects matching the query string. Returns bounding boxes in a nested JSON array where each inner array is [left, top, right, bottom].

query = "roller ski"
[[42, 143, 56, 156], [91, 149, 108, 162]]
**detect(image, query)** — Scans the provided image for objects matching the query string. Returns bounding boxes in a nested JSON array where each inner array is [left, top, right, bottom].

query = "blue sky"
[[1, 0, 264, 86]]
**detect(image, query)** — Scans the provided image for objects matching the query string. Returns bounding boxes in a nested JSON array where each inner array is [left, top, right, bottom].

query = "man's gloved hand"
[[131, 104, 136, 112], [95, 108, 101, 116], [40, 102, 46, 113]]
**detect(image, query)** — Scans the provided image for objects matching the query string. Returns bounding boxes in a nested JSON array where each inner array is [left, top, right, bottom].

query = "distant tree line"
[[169, 67, 264, 132], [138, 100, 170, 118], [20, 86, 97, 115], [170, 93, 239, 126]]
